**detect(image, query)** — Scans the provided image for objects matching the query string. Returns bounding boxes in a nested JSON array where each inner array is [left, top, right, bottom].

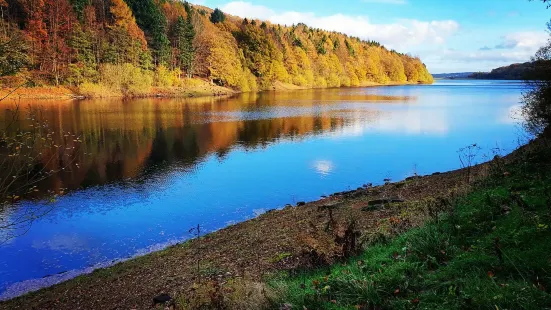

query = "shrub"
[[154, 65, 181, 87], [292, 74, 308, 87], [522, 27, 551, 135], [99, 63, 153, 96], [77, 64, 154, 97], [78, 82, 116, 98]]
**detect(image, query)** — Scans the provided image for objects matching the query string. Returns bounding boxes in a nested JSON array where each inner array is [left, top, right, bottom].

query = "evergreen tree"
[[174, 14, 195, 77], [125, 0, 171, 66], [69, 0, 89, 20], [68, 24, 97, 84], [0, 30, 29, 76], [210, 8, 225, 24], [183, 1, 191, 15]]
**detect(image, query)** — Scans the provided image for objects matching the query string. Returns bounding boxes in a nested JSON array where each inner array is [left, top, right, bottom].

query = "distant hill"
[[468, 62, 535, 80], [433, 72, 475, 79]]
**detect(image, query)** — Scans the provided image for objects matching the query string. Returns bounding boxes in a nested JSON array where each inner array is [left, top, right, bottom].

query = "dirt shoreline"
[[0, 149, 502, 309], [0, 84, 237, 100], [0, 81, 430, 101]]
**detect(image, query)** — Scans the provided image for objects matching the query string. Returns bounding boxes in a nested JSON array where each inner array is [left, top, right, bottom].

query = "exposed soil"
[[0, 83, 236, 100]]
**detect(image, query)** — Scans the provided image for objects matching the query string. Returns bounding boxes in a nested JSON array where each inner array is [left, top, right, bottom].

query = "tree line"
[[468, 62, 536, 80], [0, 0, 433, 95]]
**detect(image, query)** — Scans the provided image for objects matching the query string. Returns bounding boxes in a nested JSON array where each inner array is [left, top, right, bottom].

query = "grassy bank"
[[1, 138, 549, 309], [271, 140, 551, 309]]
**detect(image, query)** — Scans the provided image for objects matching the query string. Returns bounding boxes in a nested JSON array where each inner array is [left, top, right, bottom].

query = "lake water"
[[0, 80, 527, 299]]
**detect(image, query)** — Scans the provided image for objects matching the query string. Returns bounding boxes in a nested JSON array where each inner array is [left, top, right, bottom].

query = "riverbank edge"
[[0, 80, 431, 101], [0, 135, 534, 310]]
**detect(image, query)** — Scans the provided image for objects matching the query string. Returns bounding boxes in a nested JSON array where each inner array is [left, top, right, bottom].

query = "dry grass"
[[0, 78, 236, 101], [151, 78, 237, 98], [0, 86, 78, 100]]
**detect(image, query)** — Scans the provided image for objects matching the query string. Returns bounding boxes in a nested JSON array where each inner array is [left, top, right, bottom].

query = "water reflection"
[[0, 90, 413, 196]]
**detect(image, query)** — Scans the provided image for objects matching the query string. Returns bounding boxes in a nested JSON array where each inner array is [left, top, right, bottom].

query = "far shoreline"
[[0, 80, 432, 101]]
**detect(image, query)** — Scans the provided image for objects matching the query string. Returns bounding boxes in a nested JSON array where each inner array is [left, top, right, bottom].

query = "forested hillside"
[[0, 0, 433, 96], [469, 62, 535, 80]]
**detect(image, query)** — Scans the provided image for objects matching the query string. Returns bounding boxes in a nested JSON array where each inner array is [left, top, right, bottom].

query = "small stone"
[[153, 294, 172, 306]]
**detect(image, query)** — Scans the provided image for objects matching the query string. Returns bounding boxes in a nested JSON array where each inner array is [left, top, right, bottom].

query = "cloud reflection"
[[499, 104, 524, 125], [329, 109, 449, 139], [313, 160, 334, 176]]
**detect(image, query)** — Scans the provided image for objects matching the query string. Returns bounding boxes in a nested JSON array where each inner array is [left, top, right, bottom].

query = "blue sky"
[[189, 0, 551, 73]]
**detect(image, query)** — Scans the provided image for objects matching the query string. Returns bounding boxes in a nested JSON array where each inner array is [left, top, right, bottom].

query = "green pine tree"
[[125, 0, 171, 66], [0, 31, 29, 77], [174, 14, 195, 78], [69, 0, 90, 20], [210, 8, 225, 24], [68, 24, 98, 84]]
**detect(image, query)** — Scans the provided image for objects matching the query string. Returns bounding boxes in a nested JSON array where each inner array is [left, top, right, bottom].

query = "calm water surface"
[[0, 80, 526, 299]]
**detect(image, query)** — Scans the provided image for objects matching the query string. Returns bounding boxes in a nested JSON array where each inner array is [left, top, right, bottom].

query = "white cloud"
[[500, 104, 524, 125], [427, 31, 547, 72], [221, 2, 459, 50], [222, 1, 274, 19], [423, 30, 549, 73], [495, 32, 548, 50], [219, 2, 548, 73]]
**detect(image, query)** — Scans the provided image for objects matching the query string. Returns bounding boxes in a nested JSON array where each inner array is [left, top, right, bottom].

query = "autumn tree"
[[19, 0, 47, 69], [0, 0, 7, 35], [41, 0, 77, 84], [99, 0, 149, 69]]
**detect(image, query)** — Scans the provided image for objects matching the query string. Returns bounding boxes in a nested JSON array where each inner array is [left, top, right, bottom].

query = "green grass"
[[271, 145, 551, 309]]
